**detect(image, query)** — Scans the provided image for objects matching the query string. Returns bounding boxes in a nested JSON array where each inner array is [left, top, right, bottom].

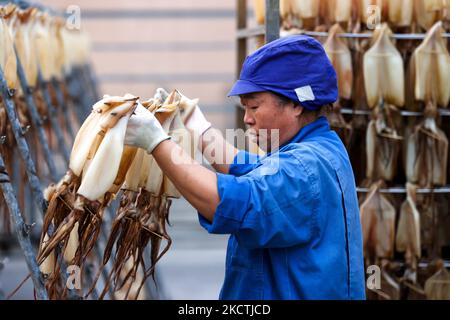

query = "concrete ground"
[[155, 198, 229, 300], [0, 198, 228, 300]]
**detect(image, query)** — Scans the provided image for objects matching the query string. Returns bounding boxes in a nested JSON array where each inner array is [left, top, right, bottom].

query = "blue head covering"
[[228, 35, 338, 111]]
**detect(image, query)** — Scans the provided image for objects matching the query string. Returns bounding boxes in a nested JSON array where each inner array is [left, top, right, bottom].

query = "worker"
[[124, 35, 366, 300]]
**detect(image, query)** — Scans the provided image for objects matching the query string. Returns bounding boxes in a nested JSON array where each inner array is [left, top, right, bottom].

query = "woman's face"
[[240, 92, 303, 152]]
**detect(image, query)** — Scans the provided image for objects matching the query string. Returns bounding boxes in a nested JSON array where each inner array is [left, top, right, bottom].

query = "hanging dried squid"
[[113, 255, 146, 300], [30, 11, 57, 143], [323, 24, 353, 147], [291, 0, 320, 30], [0, 4, 20, 223], [1, 5, 29, 128], [410, 21, 450, 110], [12, 7, 44, 158], [37, 94, 139, 295], [33, 11, 54, 83], [395, 183, 421, 282], [360, 181, 397, 263], [253, 0, 300, 28], [405, 104, 448, 187], [414, 0, 444, 31], [93, 90, 197, 299], [14, 7, 38, 88], [387, 0, 414, 28], [366, 106, 403, 182], [324, 24, 353, 101], [321, 0, 353, 29], [424, 260, 450, 300], [253, 0, 266, 25], [363, 23, 405, 109], [358, 0, 389, 29], [0, 3, 18, 90], [0, 5, 38, 219]]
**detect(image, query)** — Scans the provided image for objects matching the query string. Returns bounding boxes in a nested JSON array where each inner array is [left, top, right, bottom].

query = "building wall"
[[40, 0, 248, 132]]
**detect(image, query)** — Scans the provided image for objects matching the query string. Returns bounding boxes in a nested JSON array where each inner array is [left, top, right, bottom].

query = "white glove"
[[125, 103, 170, 153], [184, 105, 212, 136]]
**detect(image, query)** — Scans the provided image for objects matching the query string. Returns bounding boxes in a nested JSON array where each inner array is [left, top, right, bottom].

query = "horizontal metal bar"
[[418, 261, 450, 269], [340, 108, 371, 115], [357, 186, 450, 194], [236, 26, 265, 39], [341, 108, 450, 117], [391, 260, 450, 269], [240, 105, 450, 117], [303, 30, 450, 40], [237, 28, 450, 40]]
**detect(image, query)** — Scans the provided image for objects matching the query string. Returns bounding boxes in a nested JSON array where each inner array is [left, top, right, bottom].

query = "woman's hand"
[[124, 103, 170, 153]]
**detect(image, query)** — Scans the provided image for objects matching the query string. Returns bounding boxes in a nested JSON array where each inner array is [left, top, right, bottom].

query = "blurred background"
[[1, 0, 262, 300], [2, 0, 449, 301], [41, 0, 243, 132]]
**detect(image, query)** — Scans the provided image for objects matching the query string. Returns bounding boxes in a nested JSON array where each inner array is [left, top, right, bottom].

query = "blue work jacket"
[[199, 116, 366, 300]]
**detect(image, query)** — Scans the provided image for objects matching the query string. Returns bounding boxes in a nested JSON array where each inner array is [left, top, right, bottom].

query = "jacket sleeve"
[[199, 151, 318, 249]]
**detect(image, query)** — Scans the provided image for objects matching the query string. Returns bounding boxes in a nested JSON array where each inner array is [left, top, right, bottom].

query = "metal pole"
[[37, 71, 70, 163], [265, 0, 280, 43], [0, 68, 47, 214], [15, 51, 59, 182], [235, 0, 247, 131], [0, 155, 48, 300]]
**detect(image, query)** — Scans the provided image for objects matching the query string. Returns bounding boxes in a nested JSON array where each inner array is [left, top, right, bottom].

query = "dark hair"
[[271, 92, 297, 107], [239, 91, 295, 106]]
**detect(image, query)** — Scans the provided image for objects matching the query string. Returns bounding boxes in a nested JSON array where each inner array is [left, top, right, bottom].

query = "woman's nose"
[[244, 110, 255, 125]]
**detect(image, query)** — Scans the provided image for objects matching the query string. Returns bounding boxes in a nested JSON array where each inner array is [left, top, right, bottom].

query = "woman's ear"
[[293, 104, 304, 117]]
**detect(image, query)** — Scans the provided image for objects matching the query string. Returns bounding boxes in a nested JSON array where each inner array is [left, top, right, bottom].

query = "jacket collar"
[[280, 116, 330, 149], [262, 116, 330, 159]]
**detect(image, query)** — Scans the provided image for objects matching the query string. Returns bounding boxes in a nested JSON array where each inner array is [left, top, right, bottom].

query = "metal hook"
[[7, 88, 15, 97], [21, 125, 31, 135], [0, 136, 6, 144], [22, 222, 36, 237]]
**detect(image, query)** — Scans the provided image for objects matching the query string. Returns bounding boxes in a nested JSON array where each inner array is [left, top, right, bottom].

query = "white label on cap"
[[295, 85, 315, 102]]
